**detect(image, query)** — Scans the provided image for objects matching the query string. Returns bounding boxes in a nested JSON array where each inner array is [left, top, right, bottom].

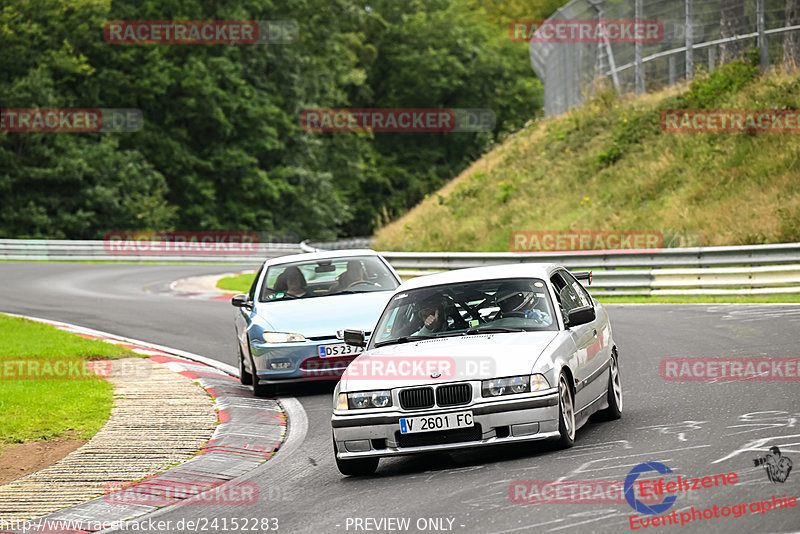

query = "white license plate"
[[399, 411, 474, 434], [318, 343, 362, 358]]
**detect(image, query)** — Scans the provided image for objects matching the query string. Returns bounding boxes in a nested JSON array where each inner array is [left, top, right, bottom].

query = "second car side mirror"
[[566, 305, 595, 327], [231, 294, 252, 309], [343, 329, 366, 348]]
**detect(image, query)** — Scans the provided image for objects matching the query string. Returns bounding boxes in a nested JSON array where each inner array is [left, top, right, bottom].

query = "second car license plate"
[[399, 411, 474, 434], [318, 343, 362, 358]]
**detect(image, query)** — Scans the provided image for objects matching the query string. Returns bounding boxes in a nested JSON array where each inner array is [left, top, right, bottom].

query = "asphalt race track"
[[1, 262, 799, 534]]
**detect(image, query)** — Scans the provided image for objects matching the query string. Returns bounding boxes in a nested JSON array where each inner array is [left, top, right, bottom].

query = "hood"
[[340, 331, 558, 391], [255, 291, 392, 338]]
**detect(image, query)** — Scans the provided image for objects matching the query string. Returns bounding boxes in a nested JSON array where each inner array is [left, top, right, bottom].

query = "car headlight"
[[481, 374, 550, 397], [261, 332, 307, 343], [337, 390, 393, 410]]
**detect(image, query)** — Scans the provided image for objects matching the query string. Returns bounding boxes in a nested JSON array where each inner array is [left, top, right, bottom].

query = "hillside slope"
[[374, 60, 800, 252]]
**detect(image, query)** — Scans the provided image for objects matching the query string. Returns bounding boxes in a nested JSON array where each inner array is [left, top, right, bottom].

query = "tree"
[[719, 0, 747, 64], [784, 0, 800, 69]]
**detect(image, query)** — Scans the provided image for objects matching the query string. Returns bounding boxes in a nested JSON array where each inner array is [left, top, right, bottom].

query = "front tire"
[[333, 438, 378, 476], [238, 347, 253, 386], [244, 340, 276, 397], [555, 372, 575, 449]]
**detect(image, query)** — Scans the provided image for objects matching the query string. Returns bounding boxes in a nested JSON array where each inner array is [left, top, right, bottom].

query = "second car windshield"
[[259, 256, 399, 301], [371, 278, 558, 347]]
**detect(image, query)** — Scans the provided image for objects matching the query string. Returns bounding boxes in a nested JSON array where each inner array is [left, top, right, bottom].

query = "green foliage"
[[673, 59, 760, 109], [0, 0, 543, 239]]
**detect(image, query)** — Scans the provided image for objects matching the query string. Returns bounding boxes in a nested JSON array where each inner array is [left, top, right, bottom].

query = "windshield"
[[259, 256, 398, 301], [370, 278, 557, 348]]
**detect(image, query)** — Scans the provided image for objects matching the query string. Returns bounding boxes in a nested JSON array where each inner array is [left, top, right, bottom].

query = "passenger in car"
[[275, 266, 308, 298]]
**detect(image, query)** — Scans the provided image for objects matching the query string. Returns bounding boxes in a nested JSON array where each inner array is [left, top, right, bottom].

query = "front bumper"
[[251, 340, 359, 384], [332, 391, 560, 459]]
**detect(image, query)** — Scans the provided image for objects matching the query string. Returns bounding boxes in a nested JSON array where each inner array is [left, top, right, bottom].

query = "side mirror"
[[343, 329, 366, 348], [566, 305, 595, 327], [231, 294, 252, 309]]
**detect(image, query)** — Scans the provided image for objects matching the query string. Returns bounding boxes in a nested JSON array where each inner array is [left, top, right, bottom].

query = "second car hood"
[[255, 291, 392, 338], [340, 331, 559, 391]]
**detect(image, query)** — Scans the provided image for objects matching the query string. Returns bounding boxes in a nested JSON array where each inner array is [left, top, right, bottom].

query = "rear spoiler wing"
[[572, 271, 592, 285]]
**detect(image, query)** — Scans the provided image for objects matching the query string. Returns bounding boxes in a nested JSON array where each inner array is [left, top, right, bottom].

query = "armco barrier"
[[1, 239, 799, 295], [380, 244, 800, 295], [379, 243, 800, 270], [0, 239, 302, 263]]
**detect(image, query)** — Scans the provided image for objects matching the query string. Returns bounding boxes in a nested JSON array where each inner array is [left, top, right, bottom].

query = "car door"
[[550, 270, 606, 412]]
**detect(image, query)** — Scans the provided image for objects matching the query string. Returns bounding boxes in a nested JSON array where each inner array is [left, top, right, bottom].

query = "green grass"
[[0, 314, 139, 445], [596, 294, 800, 304], [217, 273, 256, 293], [375, 60, 800, 252], [0, 260, 262, 265]]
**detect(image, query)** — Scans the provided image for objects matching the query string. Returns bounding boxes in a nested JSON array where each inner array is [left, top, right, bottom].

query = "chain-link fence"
[[529, 0, 800, 116]]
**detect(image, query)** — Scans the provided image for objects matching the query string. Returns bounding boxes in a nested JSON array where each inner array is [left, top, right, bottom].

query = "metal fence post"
[[757, 0, 769, 71], [669, 55, 677, 85], [635, 0, 644, 93], [708, 46, 716, 72], [685, 0, 694, 79]]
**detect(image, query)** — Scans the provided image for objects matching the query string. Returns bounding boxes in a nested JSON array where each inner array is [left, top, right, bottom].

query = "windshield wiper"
[[333, 290, 372, 295], [465, 327, 528, 335], [374, 335, 434, 348]]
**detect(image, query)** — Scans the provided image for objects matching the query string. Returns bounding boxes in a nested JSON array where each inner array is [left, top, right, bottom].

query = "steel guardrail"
[[2, 239, 799, 294]]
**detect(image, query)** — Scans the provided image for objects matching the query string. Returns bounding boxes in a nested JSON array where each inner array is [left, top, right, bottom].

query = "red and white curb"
[[160, 271, 256, 301], [2, 314, 286, 534]]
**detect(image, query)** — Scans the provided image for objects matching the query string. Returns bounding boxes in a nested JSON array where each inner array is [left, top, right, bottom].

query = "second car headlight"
[[481, 374, 550, 397], [336, 390, 393, 410], [261, 332, 307, 343]]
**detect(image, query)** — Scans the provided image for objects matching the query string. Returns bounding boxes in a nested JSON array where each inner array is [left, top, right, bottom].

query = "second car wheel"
[[555, 372, 576, 449]]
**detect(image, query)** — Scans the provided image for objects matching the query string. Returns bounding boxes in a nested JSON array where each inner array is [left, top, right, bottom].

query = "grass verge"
[[374, 60, 800, 252], [597, 294, 800, 304], [217, 273, 256, 293], [0, 314, 139, 445]]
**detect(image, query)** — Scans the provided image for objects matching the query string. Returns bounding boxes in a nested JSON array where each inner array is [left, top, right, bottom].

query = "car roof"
[[398, 263, 562, 291], [263, 249, 383, 267]]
